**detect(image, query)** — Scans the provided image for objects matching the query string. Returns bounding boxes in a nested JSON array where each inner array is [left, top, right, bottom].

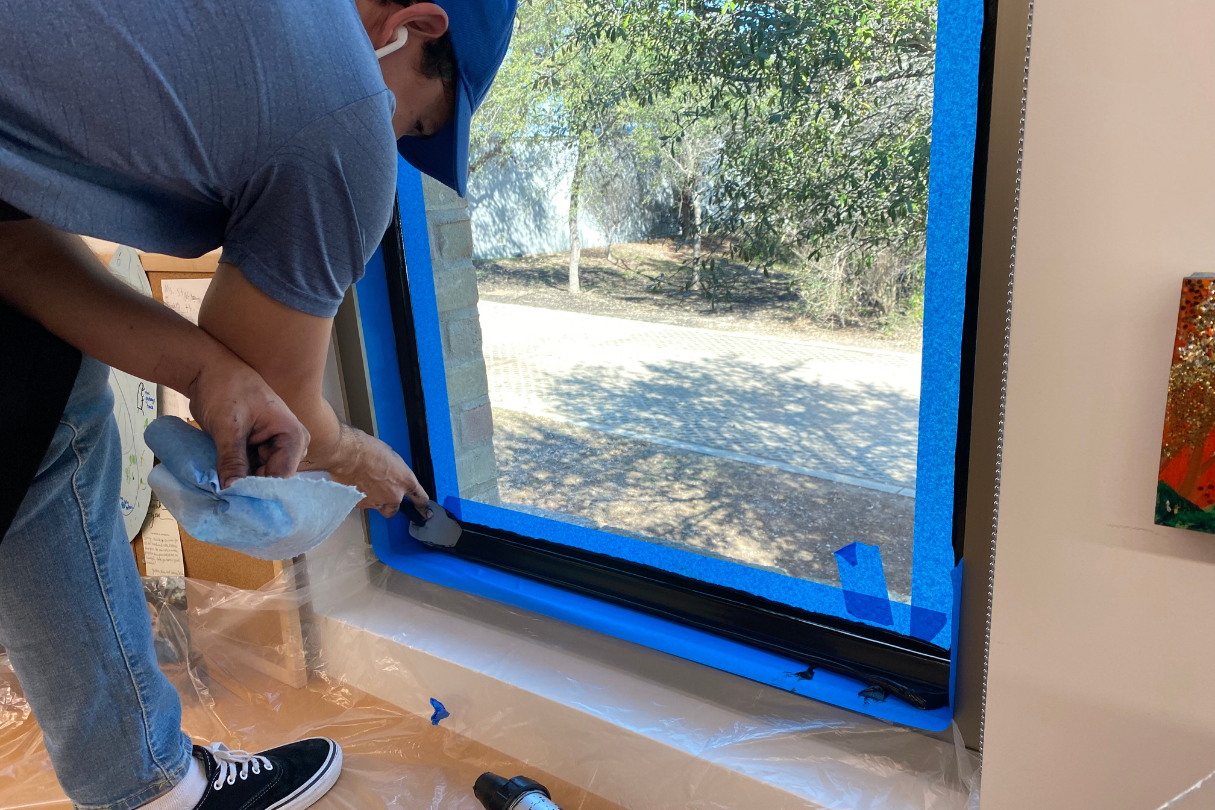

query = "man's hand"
[[0, 221, 312, 486], [324, 424, 430, 518], [198, 263, 431, 515], [188, 351, 310, 487]]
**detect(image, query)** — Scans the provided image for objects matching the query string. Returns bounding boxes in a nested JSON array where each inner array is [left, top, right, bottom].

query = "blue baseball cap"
[[396, 0, 517, 197]]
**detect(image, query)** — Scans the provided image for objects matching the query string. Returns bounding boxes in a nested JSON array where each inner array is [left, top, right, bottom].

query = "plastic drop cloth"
[[0, 533, 981, 810]]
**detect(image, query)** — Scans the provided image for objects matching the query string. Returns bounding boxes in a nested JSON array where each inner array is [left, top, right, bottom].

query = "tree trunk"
[[679, 188, 693, 238], [568, 139, 587, 294], [690, 184, 703, 291], [605, 241, 613, 263]]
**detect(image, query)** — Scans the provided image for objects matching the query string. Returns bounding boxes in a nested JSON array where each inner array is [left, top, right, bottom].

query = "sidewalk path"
[[478, 302, 921, 496]]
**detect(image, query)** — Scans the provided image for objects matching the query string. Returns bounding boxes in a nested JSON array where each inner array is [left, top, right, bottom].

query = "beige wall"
[[981, 1, 1215, 808]]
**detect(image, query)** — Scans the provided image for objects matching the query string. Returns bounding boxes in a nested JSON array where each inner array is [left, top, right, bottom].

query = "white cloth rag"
[[145, 416, 364, 560]]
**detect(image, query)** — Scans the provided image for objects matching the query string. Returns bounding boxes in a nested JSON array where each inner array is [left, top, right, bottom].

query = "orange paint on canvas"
[[1156, 275, 1215, 531]]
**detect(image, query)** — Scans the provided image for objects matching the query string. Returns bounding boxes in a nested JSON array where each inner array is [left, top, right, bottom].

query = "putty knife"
[[401, 498, 463, 548]]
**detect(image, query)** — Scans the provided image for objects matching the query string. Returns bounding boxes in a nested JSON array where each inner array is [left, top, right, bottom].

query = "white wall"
[[466, 144, 672, 259], [981, 1, 1215, 808]]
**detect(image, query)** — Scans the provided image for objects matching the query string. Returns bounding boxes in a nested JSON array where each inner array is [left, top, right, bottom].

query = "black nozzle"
[[474, 772, 551, 810]]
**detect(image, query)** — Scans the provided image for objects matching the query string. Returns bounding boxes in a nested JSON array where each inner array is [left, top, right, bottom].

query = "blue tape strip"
[[445, 496, 917, 637], [910, 0, 984, 647], [393, 167, 461, 499], [834, 542, 894, 626], [948, 560, 964, 710], [357, 246, 412, 465], [366, 513, 952, 731]]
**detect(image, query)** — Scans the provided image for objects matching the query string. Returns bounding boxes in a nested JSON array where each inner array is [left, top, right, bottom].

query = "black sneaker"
[[192, 739, 342, 810]]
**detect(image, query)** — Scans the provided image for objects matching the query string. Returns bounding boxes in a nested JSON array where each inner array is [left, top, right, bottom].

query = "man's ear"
[[384, 2, 449, 43]]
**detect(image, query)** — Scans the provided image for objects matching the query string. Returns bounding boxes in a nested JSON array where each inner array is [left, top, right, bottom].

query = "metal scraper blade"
[[406, 499, 463, 548]]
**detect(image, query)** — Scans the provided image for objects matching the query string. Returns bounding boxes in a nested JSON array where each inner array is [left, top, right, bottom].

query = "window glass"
[[419, 0, 978, 648]]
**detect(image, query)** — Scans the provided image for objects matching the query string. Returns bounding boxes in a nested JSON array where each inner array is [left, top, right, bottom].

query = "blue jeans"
[[0, 357, 191, 809]]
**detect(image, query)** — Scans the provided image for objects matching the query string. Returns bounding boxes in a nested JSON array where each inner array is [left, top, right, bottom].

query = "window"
[[352, 0, 994, 730]]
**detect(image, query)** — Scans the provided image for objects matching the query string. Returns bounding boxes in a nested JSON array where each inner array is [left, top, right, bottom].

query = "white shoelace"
[[207, 742, 274, 790]]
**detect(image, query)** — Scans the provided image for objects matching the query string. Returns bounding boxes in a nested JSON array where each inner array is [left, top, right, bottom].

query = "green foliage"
[[1157, 481, 1215, 534], [792, 242, 925, 328], [472, 0, 938, 325]]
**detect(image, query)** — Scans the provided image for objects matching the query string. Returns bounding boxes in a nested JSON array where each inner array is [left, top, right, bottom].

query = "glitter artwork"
[[1157, 275, 1215, 533]]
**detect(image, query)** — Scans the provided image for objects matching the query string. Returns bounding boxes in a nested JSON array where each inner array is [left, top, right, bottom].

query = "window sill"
[[307, 532, 971, 810]]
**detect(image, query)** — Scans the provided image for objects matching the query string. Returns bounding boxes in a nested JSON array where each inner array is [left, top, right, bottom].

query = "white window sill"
[[306, 526, 971, 810]]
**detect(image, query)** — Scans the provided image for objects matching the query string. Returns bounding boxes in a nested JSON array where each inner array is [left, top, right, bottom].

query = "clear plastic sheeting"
[[0, 533, 980, 809]]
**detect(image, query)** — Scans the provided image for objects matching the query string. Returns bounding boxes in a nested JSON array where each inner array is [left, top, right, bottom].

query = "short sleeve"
[[219, 90, 397, 317]]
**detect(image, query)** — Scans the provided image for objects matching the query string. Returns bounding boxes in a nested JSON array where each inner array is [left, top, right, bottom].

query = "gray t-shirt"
[[0, 0, 397, 317]]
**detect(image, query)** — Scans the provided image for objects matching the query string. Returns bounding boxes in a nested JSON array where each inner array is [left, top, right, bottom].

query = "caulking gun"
[[475, 773, 564, 810]]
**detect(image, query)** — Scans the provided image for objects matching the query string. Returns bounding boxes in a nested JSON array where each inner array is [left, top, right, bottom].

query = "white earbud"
[[375, 26, 409, 59]]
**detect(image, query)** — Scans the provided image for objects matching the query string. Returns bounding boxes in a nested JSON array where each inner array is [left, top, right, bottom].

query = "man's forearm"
[[196, 262, 427, 512], [0, 219, 228, 395], [198, 263, 346, 469]]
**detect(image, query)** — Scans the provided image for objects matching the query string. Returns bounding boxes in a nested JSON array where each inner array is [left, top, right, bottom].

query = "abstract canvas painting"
[[1157, 275, 1215, 532]]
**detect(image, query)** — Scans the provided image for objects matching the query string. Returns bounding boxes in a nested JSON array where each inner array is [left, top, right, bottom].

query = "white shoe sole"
[[266, 739, 343, 810]]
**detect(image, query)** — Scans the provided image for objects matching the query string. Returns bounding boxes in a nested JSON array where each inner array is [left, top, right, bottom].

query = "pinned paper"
[[142, 497, 186, 577], [160, 278, 211, 325], [157, 278, 212, 421], [159, 385, 192, 421]]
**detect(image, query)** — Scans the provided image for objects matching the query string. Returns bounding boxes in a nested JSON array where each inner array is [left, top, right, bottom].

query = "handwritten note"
[[142, 497, 186, 577], [160, 278, 212, 325]]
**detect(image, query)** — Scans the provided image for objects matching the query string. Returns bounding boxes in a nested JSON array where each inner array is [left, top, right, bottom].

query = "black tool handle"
[[400, 500, 428, 527]]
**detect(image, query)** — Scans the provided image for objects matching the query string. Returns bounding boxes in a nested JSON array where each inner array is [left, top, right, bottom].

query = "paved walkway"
[[479, 302, 921, 496]]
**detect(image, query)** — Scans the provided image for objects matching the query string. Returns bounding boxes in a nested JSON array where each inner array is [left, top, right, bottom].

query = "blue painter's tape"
[[911, 606, 949, 642], [948, 560, 964, 710], [393, 166, 461, 500], [429, 697, 450, 726], [355, 246, 412, 466], [834, 542, 894, 626], [447, 498, 917, 637], [845, 594, 895, 628], [362, 0, 986, 724], [910, 0, 985, 649], [367, 512, 953, 731]]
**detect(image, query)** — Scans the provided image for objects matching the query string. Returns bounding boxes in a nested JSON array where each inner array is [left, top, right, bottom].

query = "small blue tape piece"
[[911, 606, 949, 642], [834, 542, 894, 626], [910, 0, 985, 648], [429, 698, 449, 726]]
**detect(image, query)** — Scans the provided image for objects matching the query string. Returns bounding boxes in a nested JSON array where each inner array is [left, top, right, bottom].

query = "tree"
[[471, 0, 643, 293], [583, 134, 653, 263], [657, 111, 723, 289], [581, 0, 937, 313], [474, 0, 939, 319]]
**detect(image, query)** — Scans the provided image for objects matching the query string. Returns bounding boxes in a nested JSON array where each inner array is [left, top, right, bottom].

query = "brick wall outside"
[[421, 174, 501, 505]]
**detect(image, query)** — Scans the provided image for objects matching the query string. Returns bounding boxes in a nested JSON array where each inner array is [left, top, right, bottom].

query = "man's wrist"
[[306, 421, 363, 476]]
